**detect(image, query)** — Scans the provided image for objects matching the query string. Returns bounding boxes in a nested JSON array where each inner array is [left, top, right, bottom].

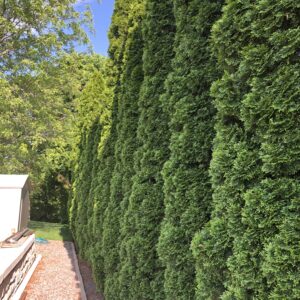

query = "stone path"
[[23, 241, 84, 300]]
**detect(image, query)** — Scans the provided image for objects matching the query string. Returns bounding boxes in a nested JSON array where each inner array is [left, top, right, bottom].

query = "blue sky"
[[74, 0, 115, 56]]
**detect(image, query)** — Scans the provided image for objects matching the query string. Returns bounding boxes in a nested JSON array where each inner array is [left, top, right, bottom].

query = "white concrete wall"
[[0, 189, 22, 242]]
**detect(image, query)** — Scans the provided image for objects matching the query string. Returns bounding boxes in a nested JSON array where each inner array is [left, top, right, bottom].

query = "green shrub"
[[157, 1, 223, 299], [71, 121, 101, 257], [69, 69, 113, 290], [123, 0, 175, 298], [102, 10, 145, 300], [192, 1, 300, 298]]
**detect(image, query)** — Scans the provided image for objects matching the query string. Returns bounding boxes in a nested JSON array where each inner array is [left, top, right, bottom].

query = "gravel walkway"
[[23, 241, 84, 300]]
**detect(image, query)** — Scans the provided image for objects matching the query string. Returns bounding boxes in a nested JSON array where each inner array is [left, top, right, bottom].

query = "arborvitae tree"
[[79, 71, 113, 259], [69, 69, 113, 285], [89, 0, 143, 296], [124, 0, 175, 298], [90, 108, 116, 292], [101, 3, 145, 299], [84, 0, 134, 292], [224, 3, 300, 298], [263, 194, 300, 299], [69, 128, 86, 234], [192, 1, 300, 299], [71, 120, 101, 255], [89, 100, 115, 291], [116, 13, 145, 300], [90, 56, 122, 296], [157, 1, 223, 299]]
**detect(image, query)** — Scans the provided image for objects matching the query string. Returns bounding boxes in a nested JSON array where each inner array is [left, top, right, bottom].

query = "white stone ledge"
[[0, 234, 35, 286], [12, 254, 41, 300]]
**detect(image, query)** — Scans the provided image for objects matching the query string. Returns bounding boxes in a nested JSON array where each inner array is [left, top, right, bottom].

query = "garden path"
[[23, 241, 85, 300]]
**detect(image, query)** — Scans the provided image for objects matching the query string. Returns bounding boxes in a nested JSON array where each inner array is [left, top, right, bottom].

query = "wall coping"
[[0, 234, 35, 286]]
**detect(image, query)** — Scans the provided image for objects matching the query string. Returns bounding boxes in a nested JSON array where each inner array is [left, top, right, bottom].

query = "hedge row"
[[70, 0, 300, 299]]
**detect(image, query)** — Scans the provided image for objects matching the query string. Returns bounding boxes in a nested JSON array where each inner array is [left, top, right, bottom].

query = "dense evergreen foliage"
[[123, 0, 175, 298], [71, 121, 102, 254], [71, 1, 145, 296], [89, 0, 133, 292], [157, 1, 223, 299], [192, 1, 300, 299], [70, 69, 113, 255], [2, 0, 299, 299], [102, 2, 145, 298], [70, 0, 300, 299]]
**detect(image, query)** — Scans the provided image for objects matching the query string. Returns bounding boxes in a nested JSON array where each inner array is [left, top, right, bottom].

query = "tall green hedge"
[[123, 0, 175, 298], [102, 3, 145, 298], [70, 1, 300, 299], [71, 69, 113, 260], [192, 1, 300, 299], [69, 69, 113, 290], [116, 18, 145, 300], [89, 0, 134, 293], [157, 1, 223, 299], [90, 116, 115, 291], [74, 121, 102, 258], [70, 124, 94, 245]]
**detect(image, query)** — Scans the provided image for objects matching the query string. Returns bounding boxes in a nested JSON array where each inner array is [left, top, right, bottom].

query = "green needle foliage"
[[88, 65, 117, 293], [157, 1, 223, 299], [124, 0, 175, 298], [115, 14, 145, 300], [71, 120, 102, 256], [102, 2, 145, 298], [192, 1, 300, 299], [7, 0, 296, 298], [73, 2, 135, 293], [89, 0, 144, 296], [263, 195, 300, 299], [89, 100, 116, 292], [70, 69, 113, 255]]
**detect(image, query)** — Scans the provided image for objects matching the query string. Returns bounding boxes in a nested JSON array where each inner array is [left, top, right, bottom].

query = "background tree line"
[[0, 0, 110, 223]]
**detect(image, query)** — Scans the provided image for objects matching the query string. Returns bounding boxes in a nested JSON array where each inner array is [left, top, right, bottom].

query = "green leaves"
[[0, 0, 91, 71], [0, 0, 96, 222], [157, 1, 223, 299], [102, 20, 145, 299], [192, 0, 300, 298], [123, 0, 175, 298], [69, 1, 300, 299]]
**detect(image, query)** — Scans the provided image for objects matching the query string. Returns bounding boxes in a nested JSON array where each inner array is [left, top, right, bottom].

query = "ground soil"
[[78, 259, 103, 300]]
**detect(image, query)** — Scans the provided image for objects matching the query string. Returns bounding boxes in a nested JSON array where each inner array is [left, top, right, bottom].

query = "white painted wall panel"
[[0, 189, 22, 242], [0, 175, 28, 188]]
